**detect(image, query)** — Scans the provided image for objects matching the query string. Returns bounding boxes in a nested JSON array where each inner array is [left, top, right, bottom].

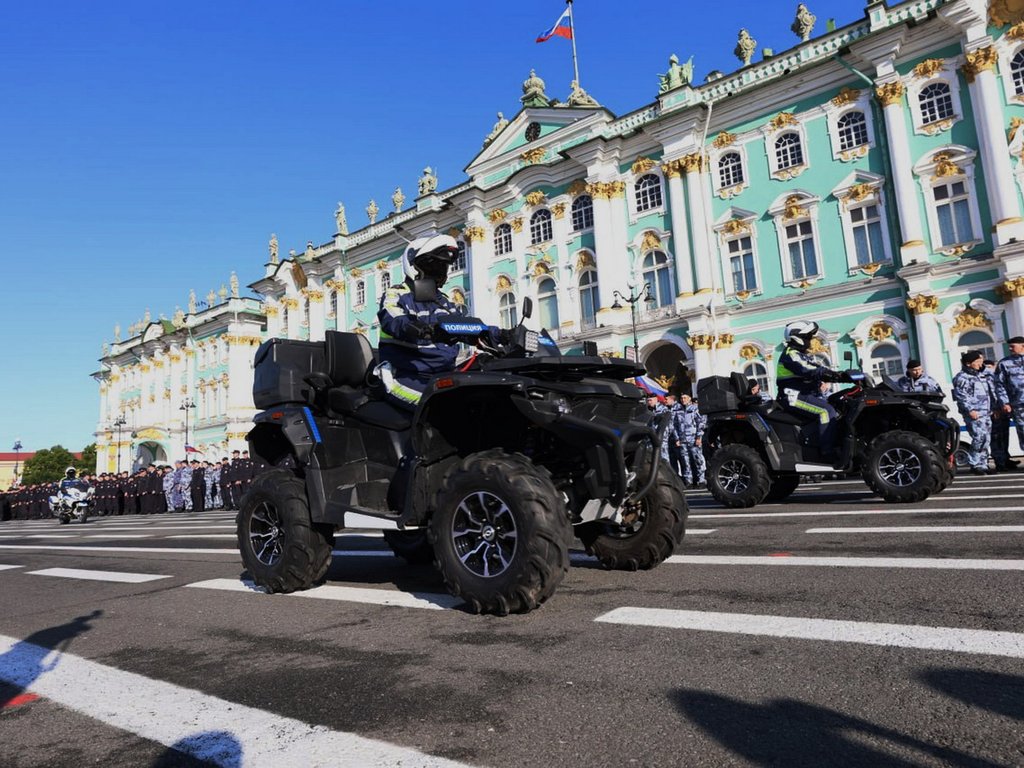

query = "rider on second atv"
[[377, 234, 464, 410], [776, 320, 845, 458]]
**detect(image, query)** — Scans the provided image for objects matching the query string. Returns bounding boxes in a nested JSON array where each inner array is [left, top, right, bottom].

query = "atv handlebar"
[[434, 317, 558, 361]]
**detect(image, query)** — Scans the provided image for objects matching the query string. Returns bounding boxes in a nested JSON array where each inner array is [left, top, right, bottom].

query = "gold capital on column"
[[905, 294, 939, 315], [996, 276, 1024, 300], [962, 47, 998, 83], [875, 81, 905, 107], [688, 333, 713, 351], [463, 225, 486, 243]]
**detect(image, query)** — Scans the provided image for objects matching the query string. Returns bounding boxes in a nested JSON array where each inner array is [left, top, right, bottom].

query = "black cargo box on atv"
[[697, 373, 747, 414], [252, 338, 325, 409]]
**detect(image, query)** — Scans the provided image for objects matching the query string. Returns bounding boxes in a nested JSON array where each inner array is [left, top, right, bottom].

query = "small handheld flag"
[[184, 444, 202, 454], [536, 7, 572, 43]]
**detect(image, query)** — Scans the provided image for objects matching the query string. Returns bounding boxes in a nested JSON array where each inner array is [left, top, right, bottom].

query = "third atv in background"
[[698, 368, 958, 508]]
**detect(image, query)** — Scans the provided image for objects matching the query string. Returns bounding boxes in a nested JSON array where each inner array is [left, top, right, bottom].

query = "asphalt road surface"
[[0, 471, 1022, 767]]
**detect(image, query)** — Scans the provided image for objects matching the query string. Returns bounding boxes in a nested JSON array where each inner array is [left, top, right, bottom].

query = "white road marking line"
[[594, 608, 1024, 658], [690, 506, 1022, 521], [0, 565, 22, 571], [185, 578, 462, 610], [826, 494, 1024, 503], [165, 534, 237, 540], [331, 550, 395, 557], [79, 525, 237, 531], [85, 535, 152, 539], [806, 525, 1024, 534], [26, 567, 171, 583], [0, 545, 238, 554], [0, 633, 472, 767], [685, 529, 716, 535], [664, 555, 1024, 570]]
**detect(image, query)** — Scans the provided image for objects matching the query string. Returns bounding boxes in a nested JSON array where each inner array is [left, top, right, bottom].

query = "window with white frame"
[[743, 361, 769, 392], [718, 152, 744, 188], [381, 271, 392, 293], [571, 195, 594, 231], [355, 280, 366, 307], [530, 209, 553, 244], [280, 309, 289, 337], [775, 132, 804, 170], [537, 277, 559, 330], [1013, 50, 1024, 96], [869, 343, 903, 379], [634, 174, 663, 213], [914, 148, 983, 254], [329, 290, 338, 317], [453, 240, 467, 272], [726, 235, 758, 293], [498, 291, 517, 328], [642, 251, 674, 307], [932, 179, 975, 247], [578, 269, 599, 327], [849, 200, 887, 266], [958, 329, 998, 362], [785, 220, 820, 280], [837, 111, 869, 152], [918, 82, 955, 126], [494, 223, 512, 255]]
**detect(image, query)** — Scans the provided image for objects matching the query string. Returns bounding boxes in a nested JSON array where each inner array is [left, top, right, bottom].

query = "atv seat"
[[325, 330, 377, 413], [763, 404, 806, 427]]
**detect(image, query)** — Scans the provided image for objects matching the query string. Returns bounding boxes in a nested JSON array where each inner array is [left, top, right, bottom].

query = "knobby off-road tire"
[[383, 529, 434, 565], [706, 444, 772, 508], [428, 450, 571, 615], [862, 430, 946, 503], [577, 459, 687, 571], [237, 469, 333, 593], [764, 473, 800, 503]]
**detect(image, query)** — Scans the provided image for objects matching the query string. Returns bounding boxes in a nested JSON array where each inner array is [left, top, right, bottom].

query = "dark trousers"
[[190, 484, 206, 513]]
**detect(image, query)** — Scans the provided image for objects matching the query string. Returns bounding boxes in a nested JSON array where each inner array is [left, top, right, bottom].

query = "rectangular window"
[[727, 236, 757, 292], [786, 221, 819, 279], [933, 181, 974, 246], [850, 204, 887, 266]]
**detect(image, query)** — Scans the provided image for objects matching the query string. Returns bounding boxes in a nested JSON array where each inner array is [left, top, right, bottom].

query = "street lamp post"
[[112, 414, 127, 474], [180, 398, 196, 453], [611, 283, 656, 363], [12, 440, 22, 487]]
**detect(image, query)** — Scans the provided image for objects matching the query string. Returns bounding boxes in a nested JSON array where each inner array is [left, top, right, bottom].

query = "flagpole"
[[567, 0, 581, 87]]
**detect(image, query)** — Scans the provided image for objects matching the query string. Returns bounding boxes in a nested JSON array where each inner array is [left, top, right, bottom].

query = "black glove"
[[405, 319, 434, 342], [821, 369, 843, 383]]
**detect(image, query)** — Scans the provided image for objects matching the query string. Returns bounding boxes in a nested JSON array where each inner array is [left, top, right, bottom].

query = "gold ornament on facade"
[[305, 290, 324, 303], [940, 243, 976, 258], [913, 59, 945, 79], [1007, 21, 1024, 39], [717, 333, 735, 348], [148, 394, 155, 404], [681, 153, 704, 173], [722, 219, 749, 237], [931, 152, 963, 180], [842, 183, 874, 207], [641, 231, 662, 252], [153, 360, 165, 369], [375, 259, 388, 271], [1008, 117, 1024, 142], [489, 209, 508, 224], [350, 267, 363, 278], [532, 260, 551, 277], [990, 0, 1024, 27], [782, 195, 809, 221], [922, 118, 954, 136], [575, 251, 595, 270], [807, 337, 828, 355], [520, 147, 547, 164], [551, 202, 566, 219], [995, 276, 1024, 299], [463, 226, 486, 243], [769, 112, 799, 131], [140, 364, 151, 373], [451, 289, 466, 305], [588, 181, 626, 199], [660, 159, 684, 179], [874, 81, 905, 107], [868, 322, 894, 342], [735, 289, 752, 301], [831, 87, 861, 107], [839, 146, 870, 162], [739, 344, 760, 360], [631, 156, 657, 175], [860, 262, 883, 276], [525, 190, 547, 206], [567, 180, 589, 197], [447, 227, 461, 239], [264, 305, 279, 318], [905, 294, 939, 315], [688, 333, 713, 351], [507, 217, 522, 233], [226, 432, 249, 441], [496, 275, 513, 290], [718, 184, 745, 200], [712, 132, 736, 149], [962, 47, 998, 83], [110, 373, 121, 382], [951, 307, 993, 334], [281, 297, 299, 310]]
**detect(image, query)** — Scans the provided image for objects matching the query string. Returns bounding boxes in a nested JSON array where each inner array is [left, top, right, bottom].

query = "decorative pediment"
[[831, 170, 885, 207]]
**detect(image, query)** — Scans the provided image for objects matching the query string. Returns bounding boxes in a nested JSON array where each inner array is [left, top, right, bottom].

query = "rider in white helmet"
[[377, 234, 462, 410], [776, 320, 844, 458]]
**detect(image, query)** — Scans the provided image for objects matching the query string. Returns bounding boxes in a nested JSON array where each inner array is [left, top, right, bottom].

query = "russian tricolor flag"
[[536, 7, 573, 43], [634, 375, 668, 399]]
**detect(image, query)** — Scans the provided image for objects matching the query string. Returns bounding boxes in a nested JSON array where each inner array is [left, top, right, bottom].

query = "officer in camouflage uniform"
[[952, 350, 993, 475], [646, 395, 671, 464], [993, 335, 1024, 470], [673, 393, 706, 488], [896, 359, 943, 394]]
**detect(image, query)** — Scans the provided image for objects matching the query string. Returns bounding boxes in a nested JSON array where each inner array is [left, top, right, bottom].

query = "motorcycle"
[[49, 485, 95, 524]]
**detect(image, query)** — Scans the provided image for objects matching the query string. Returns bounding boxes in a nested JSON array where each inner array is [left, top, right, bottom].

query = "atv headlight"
[[553, 396, 571, 415], [524, 330, 539, 353]]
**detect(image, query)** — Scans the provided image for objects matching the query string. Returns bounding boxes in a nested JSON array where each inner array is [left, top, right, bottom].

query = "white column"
[[664, 166, 695, 297], [551, 204, 573, 336], [965, 47, 1024, 245], [589, 182, 630, 309], [307, 287, 326, 341], [689, 335, 715, 380], [465, 223, 493, 320], [875, 80, 929, 264], [1001, 278, 1024, 336], [907, 296, 949, 386], [682, 156, 715, 292], [265, 300, 283, 338]]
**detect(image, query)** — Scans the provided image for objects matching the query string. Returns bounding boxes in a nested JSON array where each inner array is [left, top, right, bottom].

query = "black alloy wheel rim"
[[451, 490, 518, 578], [249, 501, 285, 566], [877, 447, 923, 487], [718, 459, 752, 494]]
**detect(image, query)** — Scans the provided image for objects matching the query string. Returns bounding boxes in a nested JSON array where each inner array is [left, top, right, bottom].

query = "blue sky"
[[1, 0, 859, 452]]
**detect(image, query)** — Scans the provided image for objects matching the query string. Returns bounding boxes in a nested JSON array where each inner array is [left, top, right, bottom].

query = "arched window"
[[642, 250, 674, 307], [634, 174, 663, 212], [329, 290, 338, 318], [530, 209, 553, 245], [869, 343, 903, 379], [919, 82, 954, 125], [571, 195, 594, 231], [718, 152, 744, 188], [454, 240, 467, 272], [537, 277, 559, 330], [494, 223, 512, 256], [498, 291, 518, 328], [381, 271, 392, 293], [958, 329, 997, 362], [837, 111, 869, 151], [355, 280, 366, 307], [578, 269, 599, 328], [743, 361, 769, 392], [280, 307, 289, 337], [1013, 50, 1024, 96], [774, 133, 804, 170]]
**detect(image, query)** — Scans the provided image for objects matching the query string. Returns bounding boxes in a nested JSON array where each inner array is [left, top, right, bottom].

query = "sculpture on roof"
[[658, 54, 694, 93], [230, 272, 239, 298], [189, 289, 197, 314], [269, 233, 279, 264], [366, 199, 379, 224], [483, 112, 509, 147], [114, 323, 121, 342], [334, 202, 348, 235], [305, 241, 315, 259], [566, 80, 600, 107], [219, 285, 228, 303], [735, 29, 757, 66], [206, 289, 217, 307], [102, 341, 109, 357], [172, 307, 185, 328], [791, 3, 816, 41], [521, 69, 552, 108], [418, 167, 438, 196], [143, 308, 151, 325], [392, 186, 405, 211]]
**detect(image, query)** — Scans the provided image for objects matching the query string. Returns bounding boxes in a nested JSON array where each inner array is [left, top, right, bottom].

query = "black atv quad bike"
[[237, 300, 687, 615], [698, 370, 959, 508]]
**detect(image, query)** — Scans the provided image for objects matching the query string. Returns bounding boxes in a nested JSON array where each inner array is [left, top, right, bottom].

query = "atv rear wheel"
[[429, 450, 571, 615], [237, 469, 332, 593], [862, 430, 945, 503], [764, 473, 800, 503], [383, 529, 434, 565], [577, 459, 687, 570], [707, 444, 771, 508]]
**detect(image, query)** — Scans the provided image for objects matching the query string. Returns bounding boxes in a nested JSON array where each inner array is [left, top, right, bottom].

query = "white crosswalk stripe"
[[664, 555, 1024, 570], [26, 567, 171, 583], [186, 578, 462, 610], [690, 506, 1022, 521], [806, 525, 1024, 534]]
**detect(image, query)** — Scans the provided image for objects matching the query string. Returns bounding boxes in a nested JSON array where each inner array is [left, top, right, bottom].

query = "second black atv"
[[237, 301, 687, 614], [698, 370, 958, 508]]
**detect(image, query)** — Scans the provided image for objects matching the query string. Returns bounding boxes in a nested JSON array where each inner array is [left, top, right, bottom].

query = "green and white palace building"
[[95, 0, 1024, 472]]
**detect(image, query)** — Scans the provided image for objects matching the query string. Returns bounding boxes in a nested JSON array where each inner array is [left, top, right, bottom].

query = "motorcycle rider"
[[776, 320, 844, 459], [377, 234, 463, 410], [58, 467, 89, 494]]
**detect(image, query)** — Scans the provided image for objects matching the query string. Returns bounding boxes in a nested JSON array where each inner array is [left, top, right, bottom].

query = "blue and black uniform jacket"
[[377, 281, 460, 379], [775, 347, 833, 397]]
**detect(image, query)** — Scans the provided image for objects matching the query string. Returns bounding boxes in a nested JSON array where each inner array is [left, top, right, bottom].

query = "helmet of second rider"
[[783, 320, 819, 352], [402, 234, 459, 299], [65, 467, 77, 479]]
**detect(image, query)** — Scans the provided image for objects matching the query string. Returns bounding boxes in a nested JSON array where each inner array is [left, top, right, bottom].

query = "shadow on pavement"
[[151, 731, 243, 768], [0, 609, 103, 708], [920, 667, 1024, 721], [671, 689, 1002, 767]]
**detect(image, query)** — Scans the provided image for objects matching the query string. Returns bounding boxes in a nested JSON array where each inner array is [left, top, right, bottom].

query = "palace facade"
[[95, 0, 1024, 471]]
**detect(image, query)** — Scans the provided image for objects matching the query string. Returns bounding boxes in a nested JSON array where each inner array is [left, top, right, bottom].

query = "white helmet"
[[784, 320, 819, 351], [65, 467, 77, 479], [401, 234, 459, 287]]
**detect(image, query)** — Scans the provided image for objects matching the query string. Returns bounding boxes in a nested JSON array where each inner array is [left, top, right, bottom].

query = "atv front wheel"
[[577, 459, 687, 570], [237, 469, 332, 592], [706, 444, 771, 508], [383, 529, 434, 565], [429, 450, 571, 615], [862, 430, 945, 503]]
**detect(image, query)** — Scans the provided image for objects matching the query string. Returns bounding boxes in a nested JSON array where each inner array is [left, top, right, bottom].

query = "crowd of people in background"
[[646, 392, 707, 489], [0, 450, 267, 521]]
